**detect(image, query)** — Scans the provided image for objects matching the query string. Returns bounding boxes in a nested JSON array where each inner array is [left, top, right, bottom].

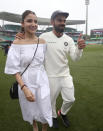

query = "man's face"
[[52, 15, 66, 33]]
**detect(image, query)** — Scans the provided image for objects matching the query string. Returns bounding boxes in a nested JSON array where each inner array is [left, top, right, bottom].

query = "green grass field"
[[0, 45, 103, 131]]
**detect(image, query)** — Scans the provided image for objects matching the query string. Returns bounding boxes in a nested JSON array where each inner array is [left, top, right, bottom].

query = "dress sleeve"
[[43, 44, 47, 54], [4, 44, 21, 75]]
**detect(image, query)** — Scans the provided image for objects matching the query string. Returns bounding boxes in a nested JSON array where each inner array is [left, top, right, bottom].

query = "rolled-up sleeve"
[[4, 44, 21, 75]]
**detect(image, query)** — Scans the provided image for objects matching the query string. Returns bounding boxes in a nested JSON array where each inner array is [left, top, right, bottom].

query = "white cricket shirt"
[[40, 31, 83, 77]]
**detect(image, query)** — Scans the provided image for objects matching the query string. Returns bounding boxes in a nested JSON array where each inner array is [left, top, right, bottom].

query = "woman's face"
[[22, 13, 38, 34]]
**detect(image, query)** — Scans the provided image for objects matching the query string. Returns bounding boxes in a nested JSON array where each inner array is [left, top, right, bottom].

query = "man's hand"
[[77, 34, 86, 49], [15, 32, 25, 40]]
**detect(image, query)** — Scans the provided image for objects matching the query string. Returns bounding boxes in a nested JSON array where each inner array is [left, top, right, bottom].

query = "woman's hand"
[[22, 86, 35, 102]]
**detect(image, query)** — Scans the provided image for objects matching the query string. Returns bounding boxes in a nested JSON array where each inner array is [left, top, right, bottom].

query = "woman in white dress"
[[5, 10, 52, 131]]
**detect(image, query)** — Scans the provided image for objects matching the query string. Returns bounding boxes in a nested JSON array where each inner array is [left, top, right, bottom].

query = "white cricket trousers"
[[48, 76, 75, 118]]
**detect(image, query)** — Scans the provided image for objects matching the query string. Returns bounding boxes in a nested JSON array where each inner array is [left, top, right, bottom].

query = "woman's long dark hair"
[[21, 10, 36, 33]]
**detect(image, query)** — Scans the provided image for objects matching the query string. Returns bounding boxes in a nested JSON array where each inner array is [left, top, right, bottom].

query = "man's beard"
[[54, 25, 65, 33]]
